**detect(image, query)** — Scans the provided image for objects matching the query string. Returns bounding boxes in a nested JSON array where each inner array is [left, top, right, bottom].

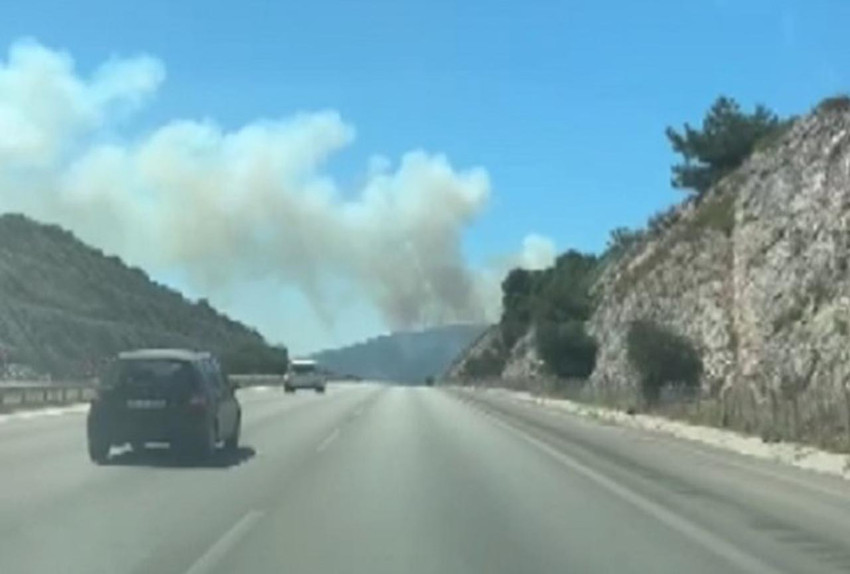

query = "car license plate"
[[127, 399, 166, 409]]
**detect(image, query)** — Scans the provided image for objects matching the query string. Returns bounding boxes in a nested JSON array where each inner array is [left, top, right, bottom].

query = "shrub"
[[500, 318, 530, 351], [532, 251, 599, 324], [498, 250, 599, 354], [691, 192, 735, 237], [462, 346, 506, 379], [816, 95, 850, 114], [500, 268, 536, 348], [647, 210, 670, 235], [606, 227, 644, 257], [536, 320, 598, 379], [626, 320, 703, 404], [752, 117, 795, 153]]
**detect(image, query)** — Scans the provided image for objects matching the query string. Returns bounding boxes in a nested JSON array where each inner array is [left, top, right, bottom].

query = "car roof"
[[291, 358, 317, 366], [117, 349, 212, 362]]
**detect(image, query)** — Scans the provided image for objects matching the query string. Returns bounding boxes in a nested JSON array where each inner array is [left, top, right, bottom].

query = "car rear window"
[[107, 359, 198, 393], [292, 363, 316, 375]]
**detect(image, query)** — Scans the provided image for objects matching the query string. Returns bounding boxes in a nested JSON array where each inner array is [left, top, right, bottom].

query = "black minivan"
[[87, 349, 242, 463]]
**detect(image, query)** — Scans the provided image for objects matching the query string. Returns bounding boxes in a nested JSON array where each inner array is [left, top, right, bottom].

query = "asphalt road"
[[1, 383, 850, 574]]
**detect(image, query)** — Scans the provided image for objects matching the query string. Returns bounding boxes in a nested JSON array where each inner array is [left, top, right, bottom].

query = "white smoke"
[[0, 40, 557, 335], [0, 39, 163, 168], [518, 233, 556, 270]]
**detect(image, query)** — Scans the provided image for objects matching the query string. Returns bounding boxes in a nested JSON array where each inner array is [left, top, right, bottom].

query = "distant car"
[[284, 359, 326, 394], [86, 349, 241, 464]]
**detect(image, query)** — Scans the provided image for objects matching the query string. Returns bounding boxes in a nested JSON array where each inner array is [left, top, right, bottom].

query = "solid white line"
[[184, 510, 263, 574], [498, 392, 850, 501], [651, 434, 850, 502], [317, 428, 340, 452], [480, 409, 785, 574]]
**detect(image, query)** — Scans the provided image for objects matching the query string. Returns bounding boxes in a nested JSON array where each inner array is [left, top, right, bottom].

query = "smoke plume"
[[0, 40, 553, 332]]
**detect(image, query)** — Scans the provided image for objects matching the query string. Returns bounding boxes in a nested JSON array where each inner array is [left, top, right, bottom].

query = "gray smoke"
[[0, 40, 554, 332]]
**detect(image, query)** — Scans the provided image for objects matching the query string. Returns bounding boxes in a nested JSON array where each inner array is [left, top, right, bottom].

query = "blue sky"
[[1, 0, 847, 352]]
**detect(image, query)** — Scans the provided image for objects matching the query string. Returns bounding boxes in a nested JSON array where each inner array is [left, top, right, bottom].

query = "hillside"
[[0, 214, 287, 377], [448, 99, 850, 450], [312, 324, 488, 384]]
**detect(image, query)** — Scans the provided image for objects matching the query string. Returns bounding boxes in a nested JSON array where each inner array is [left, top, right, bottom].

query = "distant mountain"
[[0, 213, 287, 377], [311, 324, 489, 384]]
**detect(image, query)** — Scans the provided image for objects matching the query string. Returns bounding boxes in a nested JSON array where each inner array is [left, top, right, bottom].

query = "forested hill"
[[312, 324, 488, 384], [0, 214, 287, 378]]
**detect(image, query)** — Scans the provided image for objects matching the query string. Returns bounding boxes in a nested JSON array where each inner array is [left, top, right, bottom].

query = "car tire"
[[88, 435, 110, 464], [224, 416, 240, 452], [315, 386, 325, 394], [284, 386, 294, 394]]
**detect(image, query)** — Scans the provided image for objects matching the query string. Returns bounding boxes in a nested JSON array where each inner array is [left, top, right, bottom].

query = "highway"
[[1, 383, 850, 574]]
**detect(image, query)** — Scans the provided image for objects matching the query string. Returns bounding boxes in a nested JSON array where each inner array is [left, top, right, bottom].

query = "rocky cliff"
[[450, 101, 850, 444]]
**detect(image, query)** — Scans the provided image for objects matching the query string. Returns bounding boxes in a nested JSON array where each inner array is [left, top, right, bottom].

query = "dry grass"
[[449, 375, 850, 455], [542, 377, 850, 454]]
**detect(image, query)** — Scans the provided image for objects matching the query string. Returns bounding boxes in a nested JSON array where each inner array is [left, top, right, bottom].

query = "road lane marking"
[[490, 391, 850, 502], [478, 408, 786, 574], [185, 510, 263, 574], [649, 434, 850, 502], [317, 428, 340, 452]]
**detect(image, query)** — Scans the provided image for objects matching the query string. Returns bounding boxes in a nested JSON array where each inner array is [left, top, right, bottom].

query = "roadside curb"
[[463, 386, 850, 482]]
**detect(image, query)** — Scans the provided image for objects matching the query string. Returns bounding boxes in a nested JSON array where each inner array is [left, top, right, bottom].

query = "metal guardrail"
[[0, 383, 97, 410], [0, 374, 286, 411], [229, 374, 285, 386]]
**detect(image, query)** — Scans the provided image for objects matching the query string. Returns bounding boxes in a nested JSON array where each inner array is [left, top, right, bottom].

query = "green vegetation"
[[499, 251, 600, 379], [536, 320, 597, 379], [690, 192, 735, 237], [461, 94, 805, 396], [500, 268, 537, 349], [605, 227, 645, 259], [462, 345, 507, 379], [626, 320, 703, 404], [816, 94, 850, 114], [666, 96, 790, 195], [0, 214, 288, 377]]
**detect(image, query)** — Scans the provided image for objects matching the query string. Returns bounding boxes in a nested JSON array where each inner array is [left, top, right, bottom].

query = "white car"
[[284, 359, 327, 394]]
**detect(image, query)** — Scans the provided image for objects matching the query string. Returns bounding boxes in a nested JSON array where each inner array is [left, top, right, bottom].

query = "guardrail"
[[0, 383, 97, 411], [0, 374, 285, 412]]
